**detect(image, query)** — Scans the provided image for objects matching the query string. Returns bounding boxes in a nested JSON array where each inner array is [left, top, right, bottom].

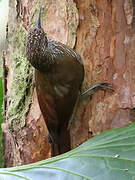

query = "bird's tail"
[[50, 128, 71, 156], [58, 128, 71, 154]]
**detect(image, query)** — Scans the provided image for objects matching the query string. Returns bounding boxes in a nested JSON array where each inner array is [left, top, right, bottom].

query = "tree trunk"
[[3, 0, 135, 167], [3, 0, 51, 167], [71, 0, 135, 148]]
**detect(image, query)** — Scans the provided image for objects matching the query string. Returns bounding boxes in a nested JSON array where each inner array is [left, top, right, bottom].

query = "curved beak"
[[36, 8, 41, 28]]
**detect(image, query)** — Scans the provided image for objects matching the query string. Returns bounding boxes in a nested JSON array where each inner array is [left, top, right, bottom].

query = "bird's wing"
[[47, 40, 83, 65]]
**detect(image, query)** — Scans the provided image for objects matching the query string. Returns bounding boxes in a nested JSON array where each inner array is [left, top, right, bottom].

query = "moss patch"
[[7, 25, 33, 131], [66, 1, 79, 48]]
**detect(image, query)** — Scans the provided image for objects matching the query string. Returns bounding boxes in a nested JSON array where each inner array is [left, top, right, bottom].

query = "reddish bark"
[[71, 0, 135, 148]]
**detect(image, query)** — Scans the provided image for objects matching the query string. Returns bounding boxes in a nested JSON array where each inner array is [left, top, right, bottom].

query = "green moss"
[[7, 25, 33, 131], [66, 1, 79, 48], [70, 23, 77, 36], [67, 3, 78, 35], [7, 2, 48, 131], [11, 25, 26, 54]]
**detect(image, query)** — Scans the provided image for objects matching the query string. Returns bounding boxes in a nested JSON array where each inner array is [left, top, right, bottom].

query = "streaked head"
[[26, 8, 48, 67]]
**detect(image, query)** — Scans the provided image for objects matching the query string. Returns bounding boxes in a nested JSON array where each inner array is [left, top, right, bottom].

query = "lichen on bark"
[[66, 0, 79, 48], [7, 25, 33, 131]]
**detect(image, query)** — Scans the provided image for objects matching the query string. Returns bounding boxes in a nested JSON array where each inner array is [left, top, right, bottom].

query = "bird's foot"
[[68, 82, 114, 130], [81, 82, 114, 96]]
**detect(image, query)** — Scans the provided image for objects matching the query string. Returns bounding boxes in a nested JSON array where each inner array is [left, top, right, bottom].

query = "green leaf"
[[0, 123, 135, 180]]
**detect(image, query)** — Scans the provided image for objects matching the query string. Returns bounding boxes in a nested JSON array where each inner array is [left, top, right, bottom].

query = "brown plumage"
[[26, 9, 84, 155]]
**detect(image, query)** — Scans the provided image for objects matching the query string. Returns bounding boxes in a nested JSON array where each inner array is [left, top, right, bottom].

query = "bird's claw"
[[81, 82, 114, 96]]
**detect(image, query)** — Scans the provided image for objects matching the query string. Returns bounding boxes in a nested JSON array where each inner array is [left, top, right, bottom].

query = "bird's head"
[[26, 8, 48, 67]]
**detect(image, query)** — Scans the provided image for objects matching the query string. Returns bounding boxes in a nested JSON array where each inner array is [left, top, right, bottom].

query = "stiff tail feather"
[[49, 128, 71, 156]]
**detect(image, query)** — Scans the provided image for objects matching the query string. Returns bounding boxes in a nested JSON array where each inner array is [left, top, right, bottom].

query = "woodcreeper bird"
[[26, 9, 113, 156]]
